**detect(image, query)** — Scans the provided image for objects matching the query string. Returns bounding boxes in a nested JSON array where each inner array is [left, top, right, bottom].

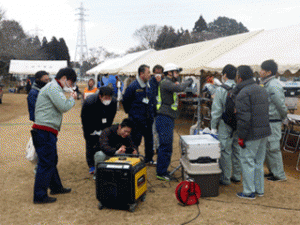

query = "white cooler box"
[[180, 134, 221, 197], [180, 134, 221, 162]]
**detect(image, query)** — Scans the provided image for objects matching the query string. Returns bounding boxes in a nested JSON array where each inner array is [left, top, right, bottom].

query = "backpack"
[[221, 84, 237, 131]]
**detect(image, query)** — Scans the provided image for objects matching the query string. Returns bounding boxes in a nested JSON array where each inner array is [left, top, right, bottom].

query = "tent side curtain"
[[9, 60, 68, 75]]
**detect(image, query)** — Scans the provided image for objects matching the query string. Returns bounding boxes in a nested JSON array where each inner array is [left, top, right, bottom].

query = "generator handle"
[[115, 154, 145, 161]]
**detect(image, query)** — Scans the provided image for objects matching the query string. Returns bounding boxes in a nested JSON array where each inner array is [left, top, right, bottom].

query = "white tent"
[[86, 49, 155, 75], [9, 60, 68, 75], [119, 30, 263, 76], [205, 24, 300, 74]]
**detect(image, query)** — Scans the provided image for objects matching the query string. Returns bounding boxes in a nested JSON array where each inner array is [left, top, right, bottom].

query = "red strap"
[[32, 124, 58, 136]]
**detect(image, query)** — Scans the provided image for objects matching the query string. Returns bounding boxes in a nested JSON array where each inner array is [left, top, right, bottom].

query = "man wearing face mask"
[[27, 71, 50, 122], [81, 86, 117, 175], [152, 65, 164, 154], [156, 63, 193, 181], [31, 68, 77, 204]]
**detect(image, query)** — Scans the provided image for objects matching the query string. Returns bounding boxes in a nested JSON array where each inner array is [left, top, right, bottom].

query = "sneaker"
[[255, 192, 264, 197], [89, 167, 95, 174], [264, 172, 274, 178], [34, 196, 57, 204], [156, 174, 175, 181], [230, 177, 241, 183], [267, 176, 287, 182], [146, 160, 157, 166], [236, 192, 256, 200]]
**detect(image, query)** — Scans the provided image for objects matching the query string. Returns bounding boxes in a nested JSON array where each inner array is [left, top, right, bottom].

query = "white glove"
[[211, 129, 218, 135], [202, 127, 211, 134], [90, 130, 102, 136]]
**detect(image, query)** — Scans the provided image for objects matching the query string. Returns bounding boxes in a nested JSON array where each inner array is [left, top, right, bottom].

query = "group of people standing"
[[81, 63, 193, 182], [27, 59, 287, 204], [211, 59, 287, 200]]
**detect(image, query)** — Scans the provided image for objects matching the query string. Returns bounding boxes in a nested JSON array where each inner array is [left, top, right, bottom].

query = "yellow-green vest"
[[156, 81, 178, 111]]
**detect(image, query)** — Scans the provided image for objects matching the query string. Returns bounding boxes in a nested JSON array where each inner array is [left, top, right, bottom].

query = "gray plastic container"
[[180, 157, 221, 197]]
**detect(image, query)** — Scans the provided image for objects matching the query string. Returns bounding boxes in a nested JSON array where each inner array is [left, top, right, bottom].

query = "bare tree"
[[133, 24, 162, 49], [126, 45, 147, 54]]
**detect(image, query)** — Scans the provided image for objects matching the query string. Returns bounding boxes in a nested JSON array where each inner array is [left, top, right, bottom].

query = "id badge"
[[102, 118, 107, 123], [142, 97, 149, 104]]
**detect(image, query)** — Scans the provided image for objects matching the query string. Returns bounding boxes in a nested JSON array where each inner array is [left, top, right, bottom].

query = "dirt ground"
[[1, 90, 300, 225]]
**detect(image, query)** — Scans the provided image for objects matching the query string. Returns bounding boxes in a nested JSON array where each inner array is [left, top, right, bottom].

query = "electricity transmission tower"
[[74, 2, 88, 75]]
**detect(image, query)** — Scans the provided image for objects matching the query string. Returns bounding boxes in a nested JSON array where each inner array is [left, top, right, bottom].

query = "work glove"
[[211, 129, 218, 135], [238, 138, 246, 148]]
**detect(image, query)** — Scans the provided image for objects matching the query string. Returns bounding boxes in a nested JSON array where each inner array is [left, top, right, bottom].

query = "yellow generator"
[[96, 156, 147, 212]]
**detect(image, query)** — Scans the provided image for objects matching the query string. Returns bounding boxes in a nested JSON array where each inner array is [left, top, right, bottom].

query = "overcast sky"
[[1, 0, 300, 61]]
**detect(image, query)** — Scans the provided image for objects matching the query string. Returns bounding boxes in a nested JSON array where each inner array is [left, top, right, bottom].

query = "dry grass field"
[[1, 87, 300, 224]]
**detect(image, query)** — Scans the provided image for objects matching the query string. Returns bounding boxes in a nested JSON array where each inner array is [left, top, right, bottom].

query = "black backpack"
[[221, 84, 237, 131]]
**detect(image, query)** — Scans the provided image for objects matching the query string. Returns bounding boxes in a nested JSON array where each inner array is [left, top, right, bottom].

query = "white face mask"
[[221, 77, 226, 83], [63, 86, 74, 93], [102, 100, 111, 106], [63, 80, 75, 93]]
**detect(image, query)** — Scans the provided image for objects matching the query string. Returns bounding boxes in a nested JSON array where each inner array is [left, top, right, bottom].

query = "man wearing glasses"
[[31, 68, 77, 204]]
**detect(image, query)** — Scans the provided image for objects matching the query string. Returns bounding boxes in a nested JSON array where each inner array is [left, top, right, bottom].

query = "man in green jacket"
[[31, 68, 77, 204], [260, 60, 287, 182], [211, 64, 241, 186]]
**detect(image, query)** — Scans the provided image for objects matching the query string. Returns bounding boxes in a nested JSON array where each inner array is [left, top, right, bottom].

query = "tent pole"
[[196, 70, 204, 133]]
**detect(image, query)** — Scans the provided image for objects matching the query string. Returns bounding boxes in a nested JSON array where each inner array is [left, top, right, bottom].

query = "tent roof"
[[9, 60, 68, 75], [86, 49, 155, 75], [119, 30, 263, 76], [205, 24, 300, 74]]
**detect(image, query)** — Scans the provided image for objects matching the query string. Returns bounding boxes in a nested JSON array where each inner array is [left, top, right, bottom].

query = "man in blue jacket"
[[27, 71, 50, 174], [122, 64, 159, 165], [27, 71, 50, 122]]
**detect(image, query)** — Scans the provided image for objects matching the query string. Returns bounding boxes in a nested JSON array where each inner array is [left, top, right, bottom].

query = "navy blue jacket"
[[122, 76, 158, 123], [27, 82, 43, 122]]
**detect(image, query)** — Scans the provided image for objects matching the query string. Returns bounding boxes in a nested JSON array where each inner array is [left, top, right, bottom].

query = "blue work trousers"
[[240, 137, 267, 195], [31, 129, 63, 202], [265, 122, 286, 180], [156, 115, 174, 176], [130, 118, 154, 163]]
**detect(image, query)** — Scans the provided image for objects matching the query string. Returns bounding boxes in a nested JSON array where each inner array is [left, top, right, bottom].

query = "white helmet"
[[163, 63, 182, 73]]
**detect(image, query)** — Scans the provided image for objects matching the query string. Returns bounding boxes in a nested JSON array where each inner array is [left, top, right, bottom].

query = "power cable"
[[204, 198, 300, 211]]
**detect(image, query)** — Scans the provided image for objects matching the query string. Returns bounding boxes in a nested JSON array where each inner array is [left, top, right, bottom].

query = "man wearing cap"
[[156, 63, 193, 181]]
